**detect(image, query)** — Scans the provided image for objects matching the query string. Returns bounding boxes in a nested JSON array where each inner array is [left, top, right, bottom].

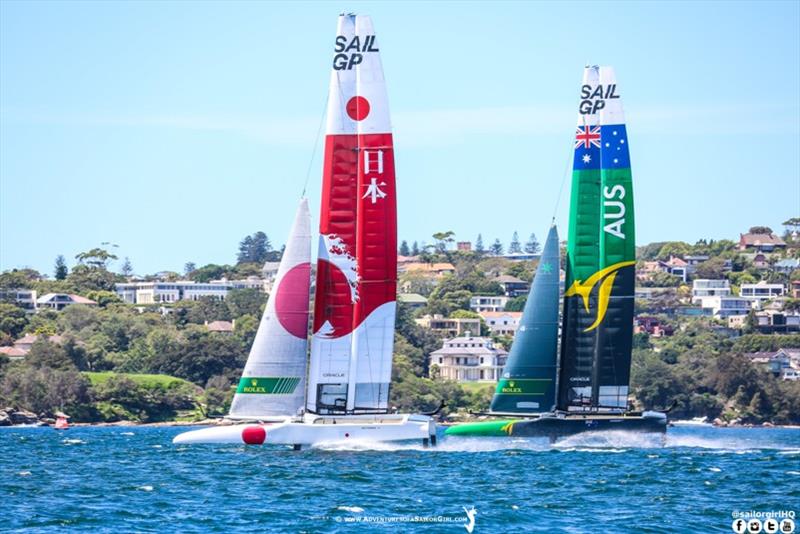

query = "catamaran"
[[174, 14, 437, 448], [446, 66, 667, 440]]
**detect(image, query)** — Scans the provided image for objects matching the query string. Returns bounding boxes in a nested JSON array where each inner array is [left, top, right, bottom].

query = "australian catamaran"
[[174, 14, 437, 448], [446, 66, 667, 440]]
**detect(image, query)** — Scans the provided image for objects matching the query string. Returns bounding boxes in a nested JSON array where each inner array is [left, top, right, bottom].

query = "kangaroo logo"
[[463, 506, 477, 533], [564, 260, 635, 332]]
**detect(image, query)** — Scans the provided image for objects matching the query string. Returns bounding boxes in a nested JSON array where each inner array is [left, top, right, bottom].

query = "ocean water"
[[2, 425, 798, 533]]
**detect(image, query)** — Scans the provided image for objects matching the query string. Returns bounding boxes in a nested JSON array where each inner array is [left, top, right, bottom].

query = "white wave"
[[778, 449, 800, 455], [120, 432, 135, 436], [708, 467, 722, 472], [18, 471, 31, 476], [787, 471, 800, 476], [62, 439, 84, 445], [337, 506, 364, 513], [152, 445, 162, 449], [138, 485, 154, 492]]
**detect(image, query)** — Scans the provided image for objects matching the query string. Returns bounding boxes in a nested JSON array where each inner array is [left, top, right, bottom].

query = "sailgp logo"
[[565, 260, 635, 332]]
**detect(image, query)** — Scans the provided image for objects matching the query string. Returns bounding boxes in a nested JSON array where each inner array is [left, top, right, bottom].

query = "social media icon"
[[749, 519, 763, 534], [732, 519, 748, 533], [779, 518, 795, 533], [765, 518, 779, 534]]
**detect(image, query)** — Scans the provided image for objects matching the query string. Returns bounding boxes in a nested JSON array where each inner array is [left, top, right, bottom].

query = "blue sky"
[[1, 1, 798, 276]]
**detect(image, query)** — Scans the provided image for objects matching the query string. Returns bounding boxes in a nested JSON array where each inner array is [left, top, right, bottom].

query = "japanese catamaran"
[[174, 14, 437, 448], [446, 66, 667, 440]]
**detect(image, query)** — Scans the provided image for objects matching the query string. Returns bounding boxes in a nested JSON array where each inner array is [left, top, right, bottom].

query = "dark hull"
[[507, 413, 666, 439]]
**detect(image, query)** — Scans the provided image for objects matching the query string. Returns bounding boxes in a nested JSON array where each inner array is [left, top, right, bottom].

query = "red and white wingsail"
[[307, 14, 397, 414]]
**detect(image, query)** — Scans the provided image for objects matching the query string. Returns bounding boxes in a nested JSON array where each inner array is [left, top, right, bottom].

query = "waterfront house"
[[36, 293, 97, 311], [398, 293, 428, 310], [399, 262, 456, 278], [634, 316, 674, 337], [739, 281, 785, 308], [429, 333, 508, 382], [792, 280, 800, 299], [738, 232, 787, 253], [493, 274, 530, 297]]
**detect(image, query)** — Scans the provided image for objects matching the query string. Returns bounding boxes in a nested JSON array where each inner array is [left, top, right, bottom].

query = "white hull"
[[173, 413, 436, 447]]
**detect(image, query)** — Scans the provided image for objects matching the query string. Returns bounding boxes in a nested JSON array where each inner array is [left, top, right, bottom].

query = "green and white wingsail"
[[491, 225, 560, 413], [557, 66, 635, 411]]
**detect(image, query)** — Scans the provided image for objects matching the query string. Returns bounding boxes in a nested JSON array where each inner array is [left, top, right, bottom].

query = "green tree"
[[432, 231, 455, 254], [693, 257, 727, 280], [508, 232, 522, 254], [184, 262, 196, 276], [490, 239, 504, 256], [75, 248, 118, 269], [0, 303, 28, 338], [120, 257, 133, 277], [524, 233, 541, 255], [399, 240, 410, 256], [0, 366, 90, 416], [475, 234, 485, 254], [748, 226, 773, 235], [226, 289, 266, 318], [54, 255, 68, 280], [411, 241, 420, 255]]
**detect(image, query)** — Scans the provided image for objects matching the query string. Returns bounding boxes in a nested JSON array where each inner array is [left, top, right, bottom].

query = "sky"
[[1, 1, 798, 276]]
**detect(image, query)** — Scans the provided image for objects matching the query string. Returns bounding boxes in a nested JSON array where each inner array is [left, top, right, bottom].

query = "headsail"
[[307, 14, 397, 414], [557, 66, 635, 411], [228, 199, 311, 419], [491, 225, 560, 414]]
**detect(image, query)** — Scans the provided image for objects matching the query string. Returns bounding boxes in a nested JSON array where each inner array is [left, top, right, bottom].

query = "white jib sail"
[[228, 198, 311, 419]]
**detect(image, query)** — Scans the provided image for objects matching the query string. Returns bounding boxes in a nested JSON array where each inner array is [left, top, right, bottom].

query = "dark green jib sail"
[[558, 66, 635, 411], [491, 225, 560, 413]]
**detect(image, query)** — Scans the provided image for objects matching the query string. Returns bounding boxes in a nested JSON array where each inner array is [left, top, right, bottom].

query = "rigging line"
[[302, 89, 331, 197]]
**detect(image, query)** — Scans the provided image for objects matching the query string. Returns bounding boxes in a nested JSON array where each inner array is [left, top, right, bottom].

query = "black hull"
[[508, 413, 667, 439]]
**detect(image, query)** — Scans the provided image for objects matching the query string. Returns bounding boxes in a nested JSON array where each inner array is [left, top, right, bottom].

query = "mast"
[[228, 199, 311, 419], [491, 225, 560, 413], [307, 14, 397, 414], [557, 66, 635, 412]]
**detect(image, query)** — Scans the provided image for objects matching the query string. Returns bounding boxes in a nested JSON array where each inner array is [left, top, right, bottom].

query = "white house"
[[469, 295, 510, 313], [692, 279, 732, 308], [698, 295, 751, 318], [115, 278, 268, 305], [429, 334, 508, 382], [36, 293, 97, 311], [479, 311, 522, 337], [739, 281, 785, 307]]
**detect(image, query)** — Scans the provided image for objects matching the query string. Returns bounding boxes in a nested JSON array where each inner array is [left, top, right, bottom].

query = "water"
[[2, 426, 799, 532]]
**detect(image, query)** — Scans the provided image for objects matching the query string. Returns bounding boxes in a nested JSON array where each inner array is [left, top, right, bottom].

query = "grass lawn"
[[459, 382, 496, 394], [83, 372, 194, 389]]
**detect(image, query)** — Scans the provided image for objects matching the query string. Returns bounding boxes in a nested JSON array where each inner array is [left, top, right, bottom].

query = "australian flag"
[[600, 124, 630, 169], [573, 124, 630, 171]]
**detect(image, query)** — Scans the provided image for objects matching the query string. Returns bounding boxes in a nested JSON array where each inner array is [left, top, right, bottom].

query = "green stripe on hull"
[[444, 420, 518, 437], [236, 377, 301, 394]]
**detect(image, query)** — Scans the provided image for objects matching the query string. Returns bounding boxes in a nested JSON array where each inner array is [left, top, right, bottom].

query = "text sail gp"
[[333, 34, 379, 70]]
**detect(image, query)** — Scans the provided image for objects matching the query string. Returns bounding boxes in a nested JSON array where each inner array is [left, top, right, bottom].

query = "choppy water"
[[2, 425, 799, 532]]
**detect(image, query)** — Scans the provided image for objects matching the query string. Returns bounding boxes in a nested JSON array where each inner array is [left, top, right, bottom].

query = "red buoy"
[[242, 426, 266, 445]]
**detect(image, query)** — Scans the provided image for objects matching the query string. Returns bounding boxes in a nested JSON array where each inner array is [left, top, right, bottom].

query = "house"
[[739, 232, 787, 253], [633, 316, 674, 337], [493, 275, 529, 297], [695, 296, 751, 318], [429, 334, 508, 382], [751, 253, 770, 270], [0, 289, 38, 312], [398, 293, 428, 310], [792, 280, 800, 299], [12, 334, 65, 354], [744, 348, 800, 380], [115, 278, 268, 305], [205, 320, 234, 333], [774, 258, 800, 274], [0, 346, 27, 360], [36, 293, 97, 311], [691, 279, 731, 308], [469, 295, 510, 313], [739, 281, 785, 307], [399, 262, 456, 278], [479, 311, 523, 337], [751, 310, 800, 334], [415, 315, 481, 337], [456, 242, 472, 251]]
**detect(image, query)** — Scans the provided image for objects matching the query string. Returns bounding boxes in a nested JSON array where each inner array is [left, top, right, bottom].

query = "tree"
[[121, 257, 133, 277], [524, 233, 541, 255], [748, 226, 773, 235], [0, 303, 28, 338], [694, 257, 727, 280], [411, 241, 420, 256], [237, 235, 254, 263], [226, 289, 266, 318], [399, 240, 410, 256], [508, 232, 522, 254], [251, 231, 271, 263], [432, 231, 455, 253], [490, 239, 504, 256], [475, 234, 485, 254], [54, 255, 68, 280], [184, 262, 196, 276], [75, 248, 118, 269], [66, 264, 116, 292]]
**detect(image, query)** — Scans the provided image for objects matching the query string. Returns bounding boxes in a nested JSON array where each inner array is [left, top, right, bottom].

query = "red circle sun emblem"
[[346, 96, 370, 121]]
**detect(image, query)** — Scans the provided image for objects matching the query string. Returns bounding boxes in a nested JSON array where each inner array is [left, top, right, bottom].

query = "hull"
[[445, 411, 667, 439], [173, 413, 436, 446]]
